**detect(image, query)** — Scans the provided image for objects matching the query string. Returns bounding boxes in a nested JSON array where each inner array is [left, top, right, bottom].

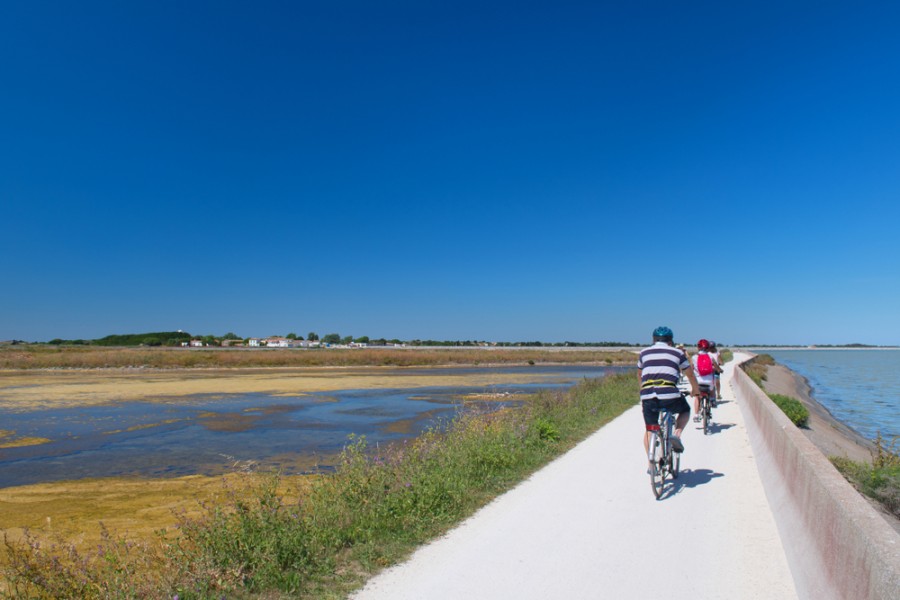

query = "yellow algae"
[[0, 472, 317, 558], [0, 436, 52, 448], [104, 419, 184, 435]]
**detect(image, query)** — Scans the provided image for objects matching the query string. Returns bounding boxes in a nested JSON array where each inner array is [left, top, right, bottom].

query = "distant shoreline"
[[744, 346, 900, 351]]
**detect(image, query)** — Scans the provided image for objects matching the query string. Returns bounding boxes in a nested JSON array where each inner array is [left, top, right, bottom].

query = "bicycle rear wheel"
[[702, 398, 710, 435], [649, 433, 664, 499]]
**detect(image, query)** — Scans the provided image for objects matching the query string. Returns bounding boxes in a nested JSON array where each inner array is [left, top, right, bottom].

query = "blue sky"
[[3, 1, 899, 345]]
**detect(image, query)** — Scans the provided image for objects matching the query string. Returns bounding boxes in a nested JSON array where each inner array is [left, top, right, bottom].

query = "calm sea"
[[760, 349, 900, 441]]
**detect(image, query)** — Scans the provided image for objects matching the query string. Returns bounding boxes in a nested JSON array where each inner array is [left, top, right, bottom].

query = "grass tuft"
[[832, 433, 900, 519], [741, 353, 774, 388]]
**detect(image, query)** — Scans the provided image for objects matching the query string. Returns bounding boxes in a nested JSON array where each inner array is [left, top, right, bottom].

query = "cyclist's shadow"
[[670, 468, 724, 495], [705, 422, 736, 435]]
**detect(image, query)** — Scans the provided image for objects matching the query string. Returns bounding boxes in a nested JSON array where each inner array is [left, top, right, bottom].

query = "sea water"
[[761, 349, 900, 442]]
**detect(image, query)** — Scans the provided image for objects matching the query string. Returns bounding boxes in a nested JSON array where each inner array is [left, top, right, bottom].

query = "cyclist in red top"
[[692, 339, 722, 419]]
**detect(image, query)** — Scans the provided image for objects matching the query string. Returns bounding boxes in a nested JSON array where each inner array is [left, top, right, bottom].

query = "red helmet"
[[697, 339, 710, 350]]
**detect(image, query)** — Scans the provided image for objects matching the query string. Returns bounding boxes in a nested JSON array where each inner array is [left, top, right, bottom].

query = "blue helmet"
[[652, 326, 673, 339]]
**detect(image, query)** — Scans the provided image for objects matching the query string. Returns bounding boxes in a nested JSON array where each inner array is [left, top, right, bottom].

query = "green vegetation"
[[1, 373, 637, 599], [768, 393, 810, 427], [51, 331, 193, 347], [832, 433, 900, 519], [742, 353, 775, 387]]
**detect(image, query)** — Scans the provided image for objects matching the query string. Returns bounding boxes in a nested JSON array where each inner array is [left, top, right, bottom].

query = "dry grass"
[[0, 345, 635, 370]]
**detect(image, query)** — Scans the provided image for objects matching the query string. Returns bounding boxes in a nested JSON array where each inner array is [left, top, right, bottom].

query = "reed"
[[741, 353, 774, 388], [1, 373, 637, 599]]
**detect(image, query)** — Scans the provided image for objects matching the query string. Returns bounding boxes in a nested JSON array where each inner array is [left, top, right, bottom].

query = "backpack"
[[697, 353, 714, 376]]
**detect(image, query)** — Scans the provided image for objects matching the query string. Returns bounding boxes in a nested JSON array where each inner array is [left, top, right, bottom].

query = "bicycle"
[[648, 405, 680, 499], [697, 385, 714, 435]]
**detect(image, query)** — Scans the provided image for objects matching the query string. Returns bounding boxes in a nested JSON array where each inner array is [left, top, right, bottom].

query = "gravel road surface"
[[352, 354, 798, 600]]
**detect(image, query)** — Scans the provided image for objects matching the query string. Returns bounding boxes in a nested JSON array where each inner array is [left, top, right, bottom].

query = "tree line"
[[42, 331, 639, 348]]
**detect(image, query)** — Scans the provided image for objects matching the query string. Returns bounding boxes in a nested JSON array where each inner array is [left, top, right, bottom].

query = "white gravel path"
[[351, 354, 797, 600]]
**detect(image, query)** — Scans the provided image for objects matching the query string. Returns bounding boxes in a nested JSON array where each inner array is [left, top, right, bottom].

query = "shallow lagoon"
[[0, 365, 627, 487]]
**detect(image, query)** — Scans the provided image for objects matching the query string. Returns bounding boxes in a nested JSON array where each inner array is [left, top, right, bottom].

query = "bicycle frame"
[[648, 407, 679, 498], [698, 387, 713, 435]]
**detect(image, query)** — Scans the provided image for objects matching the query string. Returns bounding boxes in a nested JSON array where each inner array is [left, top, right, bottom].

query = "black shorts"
[[642, 395, 690, 427]]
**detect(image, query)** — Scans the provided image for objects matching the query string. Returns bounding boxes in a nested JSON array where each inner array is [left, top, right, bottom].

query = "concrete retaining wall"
[[732, 360, 900, 599]]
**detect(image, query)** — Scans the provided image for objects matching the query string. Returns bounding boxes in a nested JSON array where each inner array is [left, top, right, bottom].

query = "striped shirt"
[[637, 342, 690, 401]]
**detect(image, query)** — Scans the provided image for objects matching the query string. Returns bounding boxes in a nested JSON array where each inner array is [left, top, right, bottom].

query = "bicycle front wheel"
[[649, 433, 664, 499]]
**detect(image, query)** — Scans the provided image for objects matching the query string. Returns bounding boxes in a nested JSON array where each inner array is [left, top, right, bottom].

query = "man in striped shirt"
[[638, 326, 699, 455]]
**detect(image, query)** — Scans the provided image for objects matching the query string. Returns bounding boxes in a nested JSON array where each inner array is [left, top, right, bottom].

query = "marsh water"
[[0, 365, 626, 488]]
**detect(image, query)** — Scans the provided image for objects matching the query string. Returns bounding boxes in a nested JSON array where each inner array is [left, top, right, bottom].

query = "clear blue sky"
[[3, 1, 899, 345]]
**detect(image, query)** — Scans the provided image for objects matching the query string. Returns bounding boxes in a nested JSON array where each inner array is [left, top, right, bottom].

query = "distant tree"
[[322, 333, 341, 344], [48, 339, 64, 345], [354, 336, 370, 344], [341, 335, 353, 345], [286, 333, 298, 340], [202, 335, 219, 346], [223, 332, 240, 340], [307, 332, 319, 341]]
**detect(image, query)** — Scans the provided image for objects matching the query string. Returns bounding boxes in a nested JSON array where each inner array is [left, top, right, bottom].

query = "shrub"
[[768, 393, 809, 427]]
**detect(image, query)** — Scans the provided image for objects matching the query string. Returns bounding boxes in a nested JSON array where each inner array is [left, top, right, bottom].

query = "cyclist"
[[638, 326, 698, 457], [709, 341, 723, 401], [692, 339, 721, 420], [675, 344, 691, 390]]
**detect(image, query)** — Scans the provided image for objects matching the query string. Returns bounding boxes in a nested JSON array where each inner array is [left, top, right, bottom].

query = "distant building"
[[189, 340, 204, 347], [248, 338, 262, 347]]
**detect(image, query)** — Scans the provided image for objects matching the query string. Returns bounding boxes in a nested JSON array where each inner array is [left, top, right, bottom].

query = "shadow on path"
[[703, 422, 737, 435], [669, 468, 724, 497]]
